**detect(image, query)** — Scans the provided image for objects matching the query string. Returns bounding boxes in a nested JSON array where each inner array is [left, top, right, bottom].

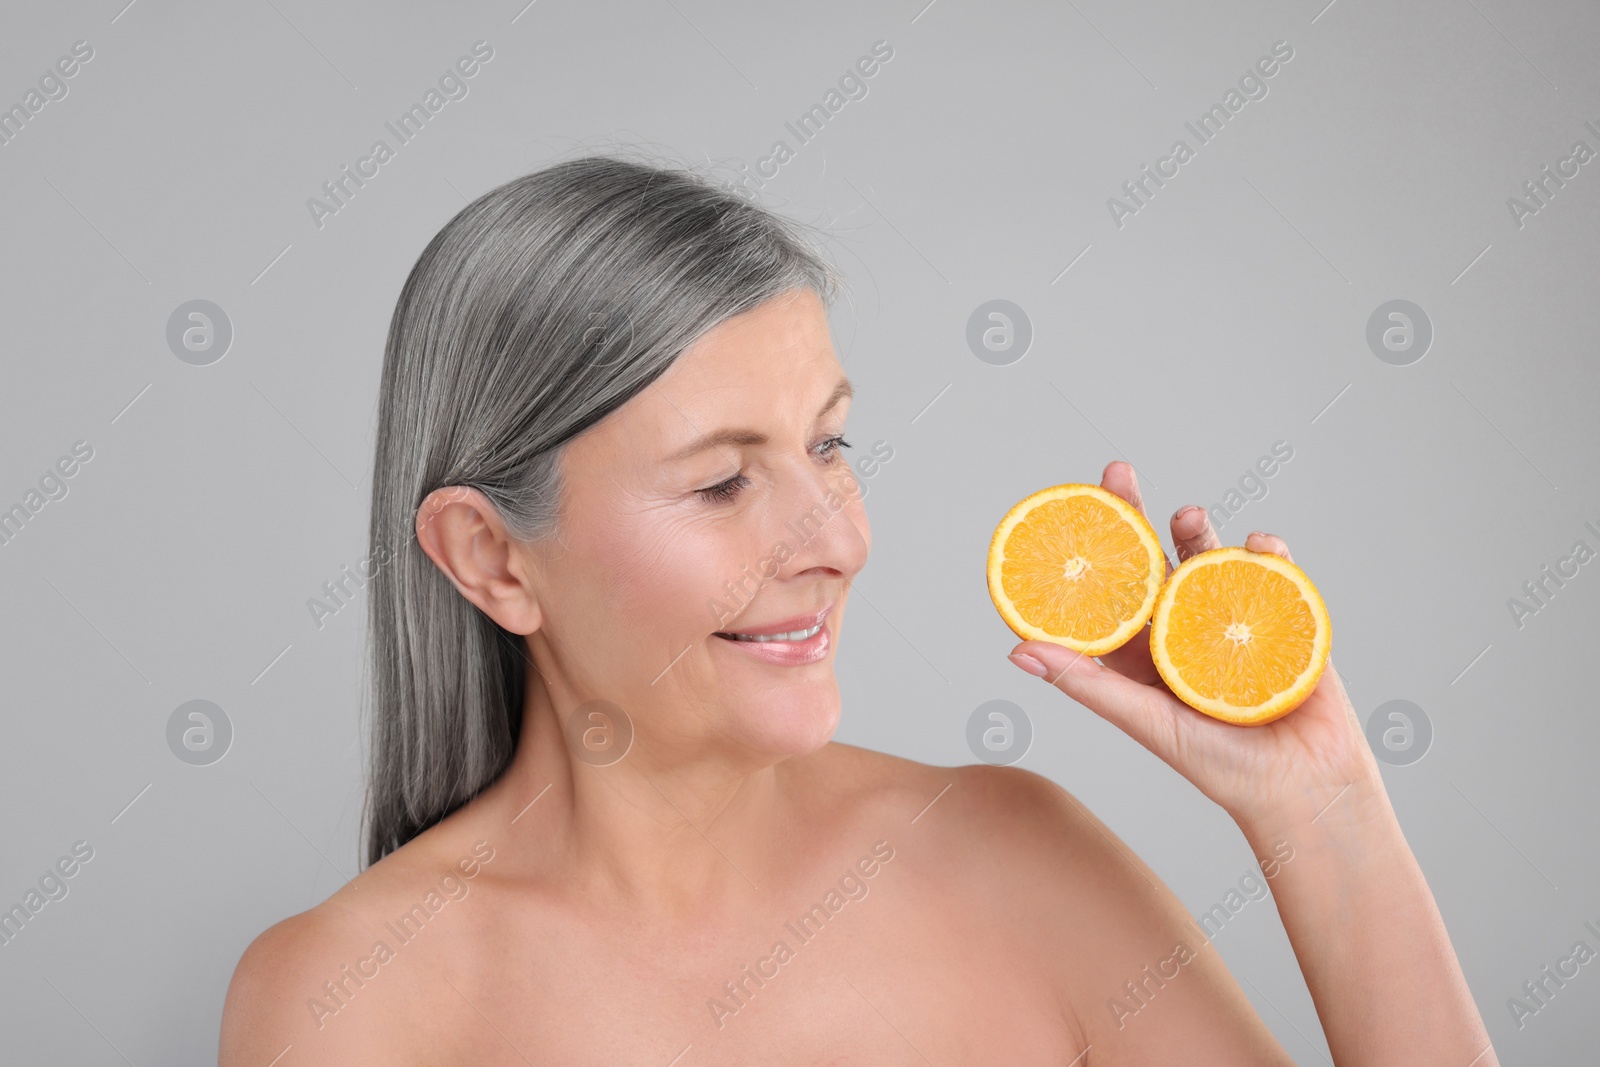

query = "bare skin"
[[220, 288, 1496, 1065]]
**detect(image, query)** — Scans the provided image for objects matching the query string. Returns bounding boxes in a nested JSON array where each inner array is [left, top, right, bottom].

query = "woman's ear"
[[414, 486, 543, 634]]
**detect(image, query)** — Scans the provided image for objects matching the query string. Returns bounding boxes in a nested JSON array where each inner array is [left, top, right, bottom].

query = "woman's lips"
[[712, 620, 831, 665], [715, 604, 831, 638]]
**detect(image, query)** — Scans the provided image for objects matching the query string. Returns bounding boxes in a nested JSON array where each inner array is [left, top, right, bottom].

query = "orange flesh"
[[1000, 495, 1153, 643], [1162, 560, 1317, 706]]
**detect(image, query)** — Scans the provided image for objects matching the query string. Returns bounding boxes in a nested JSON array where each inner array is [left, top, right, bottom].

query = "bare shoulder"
[[219, 897, 377, 1066], [801, 741, 1121, 877], [794, 742, 1143, 918], [219, 831, 492, 1067], [800, 743, 1293, 1061]]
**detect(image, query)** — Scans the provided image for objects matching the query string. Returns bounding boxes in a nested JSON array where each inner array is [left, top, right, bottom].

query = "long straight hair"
[[362, 155, 843, 867]]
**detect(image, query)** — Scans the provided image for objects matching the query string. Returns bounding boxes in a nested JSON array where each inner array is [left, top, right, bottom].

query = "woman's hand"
[[1006, 460, 1385, 831], [1007, 462, 1500, 1065]]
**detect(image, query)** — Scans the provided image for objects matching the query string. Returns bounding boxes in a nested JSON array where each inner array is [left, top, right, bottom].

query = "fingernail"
[[1008, 653, 1048, 678]]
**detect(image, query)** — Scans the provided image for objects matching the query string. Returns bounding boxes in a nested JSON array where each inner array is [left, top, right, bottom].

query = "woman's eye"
[[697, 473, 749, 503], [695, 437, 851, 505], [816, 435, 852, 460]]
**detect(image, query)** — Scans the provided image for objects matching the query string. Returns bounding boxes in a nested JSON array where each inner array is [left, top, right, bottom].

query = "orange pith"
[[1149, 547, 1331, 725], [987, 484, 1166, 656]]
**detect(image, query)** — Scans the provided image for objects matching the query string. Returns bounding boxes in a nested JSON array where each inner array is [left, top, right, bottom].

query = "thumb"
[[1008, 639, 1181, 759]]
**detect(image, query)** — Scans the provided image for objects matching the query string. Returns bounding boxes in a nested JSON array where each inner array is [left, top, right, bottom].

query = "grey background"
[[1, 0, 1596, 1062]]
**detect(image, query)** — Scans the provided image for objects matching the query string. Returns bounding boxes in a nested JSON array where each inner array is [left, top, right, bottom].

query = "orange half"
[[1149, 546, 1331, 725], [987, 483, 1166, 656]]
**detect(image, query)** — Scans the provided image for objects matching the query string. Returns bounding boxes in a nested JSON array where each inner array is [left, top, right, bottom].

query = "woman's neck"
[[477, 669, 789, 922]]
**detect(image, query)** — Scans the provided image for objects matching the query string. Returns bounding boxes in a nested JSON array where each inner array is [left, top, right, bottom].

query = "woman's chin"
[[734, 693, 841, 762]]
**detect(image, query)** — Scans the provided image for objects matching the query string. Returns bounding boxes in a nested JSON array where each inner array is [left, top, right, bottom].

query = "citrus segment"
[[987, 483, 1166, 656], [1149, 546, 1331, 725]]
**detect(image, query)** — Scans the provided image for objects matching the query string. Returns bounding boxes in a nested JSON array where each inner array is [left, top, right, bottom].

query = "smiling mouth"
[[713, 621, 825, 643]]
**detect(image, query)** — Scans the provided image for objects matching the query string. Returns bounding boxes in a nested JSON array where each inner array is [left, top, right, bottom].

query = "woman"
[[220, 156, 1497, 1064]]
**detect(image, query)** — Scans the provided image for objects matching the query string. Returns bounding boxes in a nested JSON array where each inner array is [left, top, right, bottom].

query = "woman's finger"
[[1172, 505, 1221, 562], [1096, 461, 1169, 683], [1009, 638, 1185, 764], [1100, 461, 1174, 578], [1245, 530, 1294, 563], [1102, 504, 1227, 688]]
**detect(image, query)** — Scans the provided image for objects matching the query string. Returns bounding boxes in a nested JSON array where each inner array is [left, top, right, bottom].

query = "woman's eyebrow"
[[664, 376, 853, 462]]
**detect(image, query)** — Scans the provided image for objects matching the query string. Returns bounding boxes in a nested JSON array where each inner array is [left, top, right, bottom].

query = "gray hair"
[[362, 154, 843, 867]]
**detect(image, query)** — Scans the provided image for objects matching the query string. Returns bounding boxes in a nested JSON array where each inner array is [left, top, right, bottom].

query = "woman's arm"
[[1232, 754, 1495, 1066], [1006, 461, 1497, 1066]]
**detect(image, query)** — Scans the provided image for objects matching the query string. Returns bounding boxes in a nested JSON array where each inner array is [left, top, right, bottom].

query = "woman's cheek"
[[633, 517, 747, 628], [582, 511, 700, 622]]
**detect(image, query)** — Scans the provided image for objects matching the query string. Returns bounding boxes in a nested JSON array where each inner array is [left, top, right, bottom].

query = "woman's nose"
[[768, 460, 869, 579]]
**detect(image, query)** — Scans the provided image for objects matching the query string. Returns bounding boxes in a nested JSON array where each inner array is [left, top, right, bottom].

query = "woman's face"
[[523, 287, 870, 769]]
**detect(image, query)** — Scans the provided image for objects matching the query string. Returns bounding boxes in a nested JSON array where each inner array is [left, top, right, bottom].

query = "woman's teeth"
[[721, 622, 823, 642]]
